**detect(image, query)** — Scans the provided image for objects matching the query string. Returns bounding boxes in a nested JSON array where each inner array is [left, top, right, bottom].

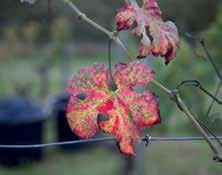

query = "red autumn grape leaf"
[[115, 0, 179, 64], [67, 61, 161, 155]]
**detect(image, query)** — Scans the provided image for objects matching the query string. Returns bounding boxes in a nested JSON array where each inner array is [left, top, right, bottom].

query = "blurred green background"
[[0, 0, 222, 174]]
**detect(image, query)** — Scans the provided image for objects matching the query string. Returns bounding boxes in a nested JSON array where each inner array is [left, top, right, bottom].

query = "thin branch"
[[108, 40, 114, 83], [61, 0, 222, 161], [172, 91, 221, 161], [108, 39, 117, 91], [150, 79, 172, 97], [156, 83, 222, 160], [207, 83, 222, 116], [198, 38, 222, 118], [186, 32, 222, 117], [177, 80, 222, 105], [186, 32, 221, 79], [63, 0, 134, 61], [175, 80, 222, 147], [200, 40, 221, 80], [196, 118, 222, 147]]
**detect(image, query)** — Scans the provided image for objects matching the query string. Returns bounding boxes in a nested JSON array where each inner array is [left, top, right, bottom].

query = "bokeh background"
[[0, 0, 222, 174]]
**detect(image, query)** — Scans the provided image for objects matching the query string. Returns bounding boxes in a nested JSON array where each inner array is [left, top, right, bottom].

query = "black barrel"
[[0, 96, 45, 166]]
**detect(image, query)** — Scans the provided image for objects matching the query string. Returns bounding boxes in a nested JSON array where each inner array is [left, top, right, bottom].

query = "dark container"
[[53, 93, 88, 151], [0, 96, 45, 166]]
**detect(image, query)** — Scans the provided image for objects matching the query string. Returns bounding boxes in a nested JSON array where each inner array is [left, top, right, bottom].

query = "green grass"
[[0, 54, 109, 98]]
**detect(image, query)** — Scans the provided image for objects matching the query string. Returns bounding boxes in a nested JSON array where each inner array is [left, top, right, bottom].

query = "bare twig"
[[207, 83, 222, 116], [177, 80, 222, 105], [196, 118, 222, 147], [198, 38, 222, 117], [175, 80, 222, 147], [63, 0, 134, 61], [185, 32, 221, 79], [171, 90, 221, 161], [186, 32, 222, 117], [108, 39, 117, 91], [200, 39, 221, 80]]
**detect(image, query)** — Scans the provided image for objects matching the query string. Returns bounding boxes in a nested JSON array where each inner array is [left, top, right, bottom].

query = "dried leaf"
[[115, 0, 179, 64]]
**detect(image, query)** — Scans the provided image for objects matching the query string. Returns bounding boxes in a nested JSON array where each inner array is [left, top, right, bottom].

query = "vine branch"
[[63, 0, 134, 61], [207, 83, 221, 117], [175, 80, 222, 146], [61, 0, 221, 161], [171, 90, 221, 161], [177, 80, 222, 105], [186, 32, 222, 117]]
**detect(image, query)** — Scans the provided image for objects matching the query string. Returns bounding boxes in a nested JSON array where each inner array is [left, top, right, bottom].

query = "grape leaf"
[[115, 0, 179, 64], [67, 61, 160, 155]]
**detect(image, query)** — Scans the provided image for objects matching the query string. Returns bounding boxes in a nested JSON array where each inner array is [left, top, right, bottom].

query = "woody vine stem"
[[62, 0, 222, 161]]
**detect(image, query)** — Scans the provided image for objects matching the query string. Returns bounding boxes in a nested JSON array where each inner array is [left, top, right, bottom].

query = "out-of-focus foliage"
[[154, 39, 215, 89], [50, 16, 72, 65], [51, 16, 72, 43], [159, 0, 219, 32], [0, 0, 220, 41], [201, 5, 222, 133], [152, 38, 218, 133], [0, 26, 22, 63], [205, 5, 222, 66], [21, 21, 40, 43]]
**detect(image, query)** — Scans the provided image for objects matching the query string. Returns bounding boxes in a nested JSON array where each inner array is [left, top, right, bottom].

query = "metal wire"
[[0, 136, 222, 149]]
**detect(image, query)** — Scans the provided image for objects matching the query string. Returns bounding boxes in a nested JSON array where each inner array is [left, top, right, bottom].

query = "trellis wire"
[[0, 136, 221, 149]]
